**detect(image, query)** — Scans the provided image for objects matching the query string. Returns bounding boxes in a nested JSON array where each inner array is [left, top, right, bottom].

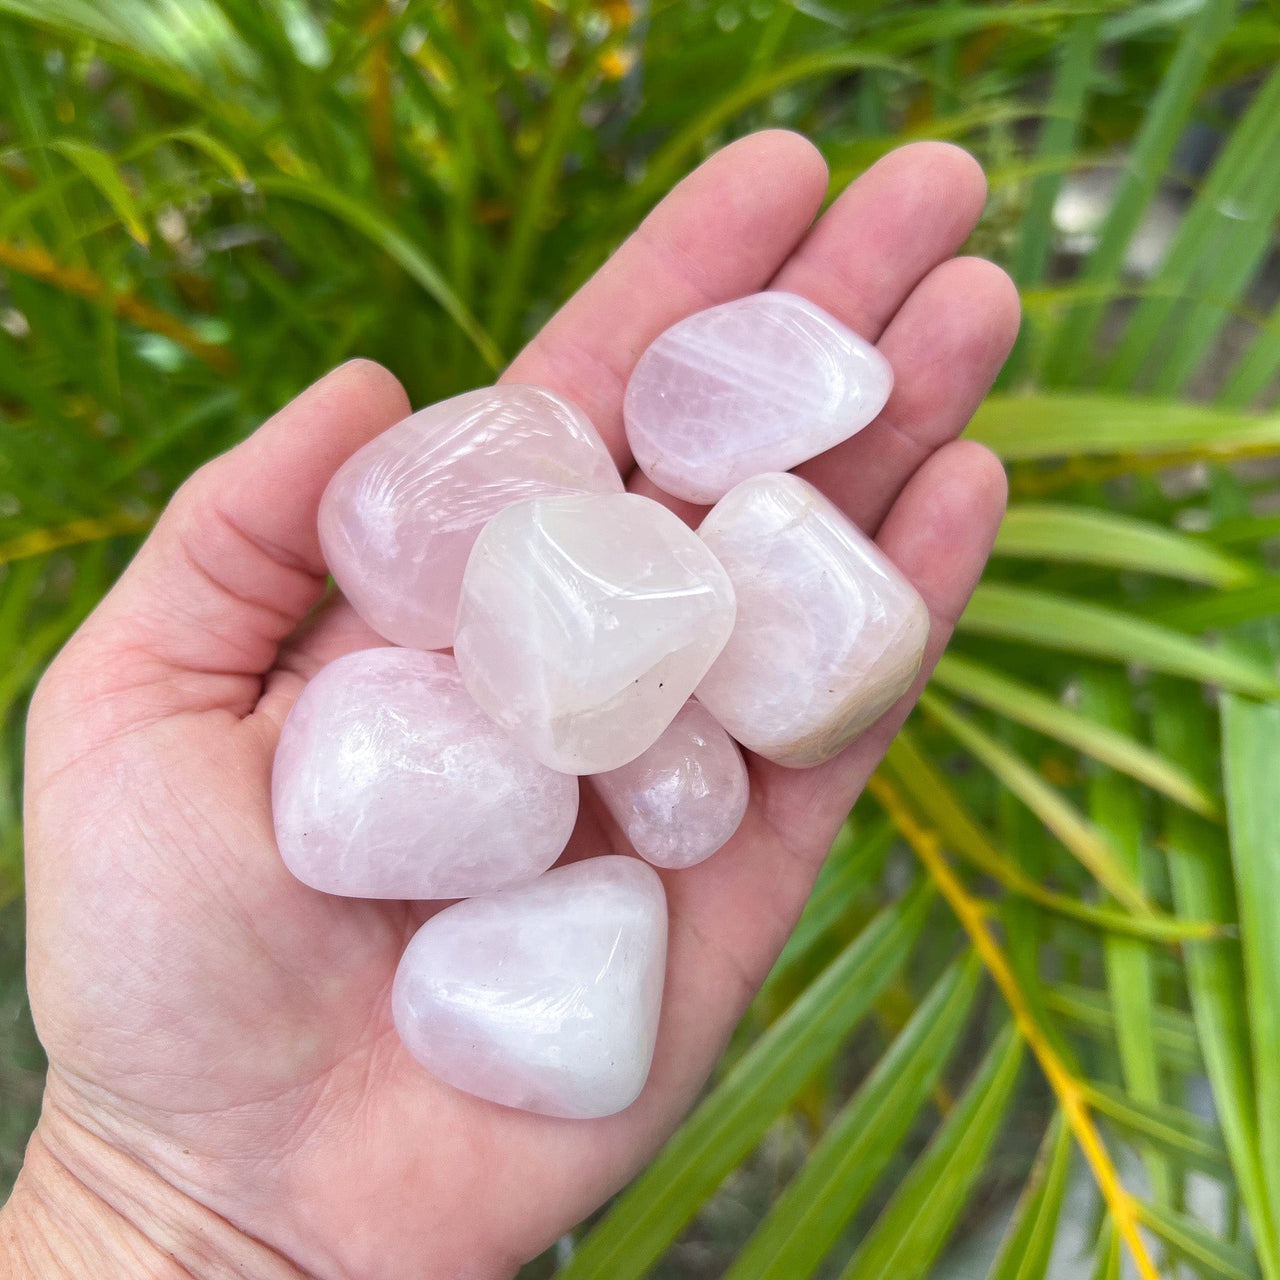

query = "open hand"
[[6, 132, 1018, 1280]]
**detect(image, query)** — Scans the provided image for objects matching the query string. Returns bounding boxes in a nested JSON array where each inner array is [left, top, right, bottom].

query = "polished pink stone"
[[624, 291, 893, 504], [591, 701, 748, 869], [318, 384, 622, 650], [696, 473, 929, 767], [393, 856, 667, 1119], [454, 492, 737, 774], [272, 647, 579, 899]]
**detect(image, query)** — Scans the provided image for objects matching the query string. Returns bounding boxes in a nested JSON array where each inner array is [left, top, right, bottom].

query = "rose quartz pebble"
[[318, 384, 621, 650], [696, 473, 929, 767], [591, 701, 748, 869], [393, 856, 667, 1119], [455, 492, 736, 774], [272, 648, 578, 899], [623, 291, 893, 504]]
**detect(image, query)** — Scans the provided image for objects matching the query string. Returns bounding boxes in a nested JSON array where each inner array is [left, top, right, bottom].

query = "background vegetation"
[[4, 1, 1280, 1275]]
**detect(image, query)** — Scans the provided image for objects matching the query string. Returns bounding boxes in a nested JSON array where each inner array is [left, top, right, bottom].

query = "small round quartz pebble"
[[272, 647, 578, 900], [695, 472, 929, 768], [454, 491, 737, 774], [318, 384, 621, 651], [591, 700, 748, 869], [393, 856, 667, 1119], [623, 291, 893, 504]]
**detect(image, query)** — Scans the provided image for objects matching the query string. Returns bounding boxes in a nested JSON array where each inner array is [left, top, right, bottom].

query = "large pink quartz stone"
[[623, 291, 893, 504], [393, 856, 667, 1119], [272, 648, 578, 899], [454, 492, 736, 774], [695, 473, 929, 767], [318, 385, 621, 650], [591, 700, 748, 869]]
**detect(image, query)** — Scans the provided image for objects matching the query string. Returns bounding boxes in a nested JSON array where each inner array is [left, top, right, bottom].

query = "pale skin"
[[0, 132, 1020, 1279]]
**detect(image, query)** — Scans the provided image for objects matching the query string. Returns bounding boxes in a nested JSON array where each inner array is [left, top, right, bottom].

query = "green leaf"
[[556, 884, 934, 1280], [1080, 669, 1172, 1207], [1151, 679, 1279, 1278], [919, 690, 1156, 916], [884, 727, 1211, 942], [968, 393, 1280, 463], [254, 174, 503, 370], [1082, 1080, 1230, 1178], [958, 584, 1280, 698], [1045, 983, 1202, 1072], [1041, 0, 1237, 382], [985, 1112, 1073, 1280], [1221, 696, 1280, 1224], [1103, 65, 1280, 397], [932, 652, 1217, 816], [725, 955, 981, 1280], [49, 138, 150, 246], [835, 1022, 1024, 1280], [1136, 1201, 1262, 1280], [993, 503, 1257, 587]]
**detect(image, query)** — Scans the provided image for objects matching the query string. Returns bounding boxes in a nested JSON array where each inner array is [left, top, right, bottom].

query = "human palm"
[[13, 133, 1018, 1280]]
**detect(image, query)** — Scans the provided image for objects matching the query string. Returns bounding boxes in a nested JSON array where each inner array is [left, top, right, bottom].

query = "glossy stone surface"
[[455, 492, 737, 774], [272, 648, 579, 899], [696, 473, 929, 767], [591, 701, 748, 869], [318, 385, 622, 650], [392, 856, 667, 1119], [624, 292, 893, 504]]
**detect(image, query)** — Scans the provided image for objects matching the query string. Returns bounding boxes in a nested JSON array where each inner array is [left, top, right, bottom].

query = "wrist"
[[1, 1102, 311, 1280]]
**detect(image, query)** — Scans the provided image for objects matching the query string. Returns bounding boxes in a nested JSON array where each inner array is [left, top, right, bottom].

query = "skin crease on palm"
[[1, 132, 1020, 1280]]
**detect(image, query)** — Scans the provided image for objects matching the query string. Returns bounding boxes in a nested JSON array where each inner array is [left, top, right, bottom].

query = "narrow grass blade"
[[1151, 679, 1279, 1277], [958, 584, 1280, 698], [1081, 1081, 1230, 1178], [967, 394, 1280, 462], [869, 774, 1161, 1280], [1103, 66, 1280, 396], [985, 1112, 1073, 1280], [1080, 669, 1172, 1207], [1041, 0, 1236, 383], [255, 174, 503, 370], [1136, 1201, 1262, 1280], [48, 138, 151, 246], [726, 955, 981, 1280], [932, 653, 1217, 816], [884, 730, 1212, 941], [920, 690, 1154, 916], [1221, 695, 1280, 1230], [556, 884, 933, 1280], [1045, 983, 1202, 1073], [992, 503, 1257, 587], [836, 1021, 1023, 1280]]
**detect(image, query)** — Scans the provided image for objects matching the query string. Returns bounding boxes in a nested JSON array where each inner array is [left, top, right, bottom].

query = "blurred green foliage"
[[5, 1, 1280, 1276]]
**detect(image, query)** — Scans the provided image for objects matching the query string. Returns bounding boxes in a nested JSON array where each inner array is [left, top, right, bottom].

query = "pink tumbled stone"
[[591, 701, 748, 869], [272, 648, 578, 900], [455, 492, 737, 774], [696, 473, 929, 768], [318, 384, 622, 650], [624, 291, 893, 504], [393, 856, 667, 1119]]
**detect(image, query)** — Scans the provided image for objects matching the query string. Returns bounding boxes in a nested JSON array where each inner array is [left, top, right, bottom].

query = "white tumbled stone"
[[695, 473, 929, 767], [272, 648, 579, 899], [591, 700, 748, 869], [624, 291, 893, 504], [454, 492, 737, 774], [318, 385, 621, 650], [392, 856, 667, 1119]]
